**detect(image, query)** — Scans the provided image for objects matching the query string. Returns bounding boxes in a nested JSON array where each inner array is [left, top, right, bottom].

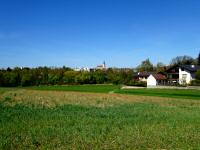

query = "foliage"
[[198, 52, 200, 65], [156, 62, 165, 71], [170, 55, 196, 66], [63, 71, 78, 84], [0, 67, 135, 87], [137, 58, 154, 72], [0, 53, 199, 87], [125, 80, 147, 87], [196, 70, 200, 80], [21, 73, 33, 86], [190, 80, 200, 86]]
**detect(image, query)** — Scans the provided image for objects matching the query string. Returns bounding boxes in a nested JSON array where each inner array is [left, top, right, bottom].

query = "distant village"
[[0, 53, 200, 88], [73, 61, 107, 72], [72, 54, 200, 88]]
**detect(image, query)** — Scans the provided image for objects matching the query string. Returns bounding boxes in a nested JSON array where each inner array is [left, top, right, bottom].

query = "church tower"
[[103, 61, 106, 68]]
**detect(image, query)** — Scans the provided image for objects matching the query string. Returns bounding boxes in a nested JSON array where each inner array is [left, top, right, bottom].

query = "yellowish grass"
[[1, 89, 200, 108]]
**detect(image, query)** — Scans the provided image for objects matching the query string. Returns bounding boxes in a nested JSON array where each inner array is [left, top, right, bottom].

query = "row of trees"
[[136, 58, 166, 72], [0, 52, 200, 87], [137, 52, 200, 72], [0, 67, 134, 87]]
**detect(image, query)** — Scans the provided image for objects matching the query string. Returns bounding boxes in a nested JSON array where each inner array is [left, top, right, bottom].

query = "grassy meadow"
[[0, 85, 200, 149], [27, 84, 120, 93], [28, 84, 200, 100]]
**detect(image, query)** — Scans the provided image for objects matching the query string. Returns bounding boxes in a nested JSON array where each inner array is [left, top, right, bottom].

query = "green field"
[[1, 85, 200, 149], [116, 88, 200, 100], [27, 85, 200, 100]]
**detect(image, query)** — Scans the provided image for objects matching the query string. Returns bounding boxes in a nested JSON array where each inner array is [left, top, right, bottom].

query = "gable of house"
[[147, 75, 157, 86]]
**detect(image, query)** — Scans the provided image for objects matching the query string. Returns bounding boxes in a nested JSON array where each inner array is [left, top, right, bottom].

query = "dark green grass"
[[116, 88, 200, 100], [26, 84, 120, 93], [1, 102, 200, 149]]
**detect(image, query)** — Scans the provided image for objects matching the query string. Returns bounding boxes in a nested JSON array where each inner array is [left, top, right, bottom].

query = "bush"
[[196, 70, 200, 80], [125, 80, 147, 87], [190, 80, 200, 86]]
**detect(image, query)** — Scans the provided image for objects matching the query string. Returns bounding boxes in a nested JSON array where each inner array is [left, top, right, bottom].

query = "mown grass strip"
[[116, 88, 200, 100]]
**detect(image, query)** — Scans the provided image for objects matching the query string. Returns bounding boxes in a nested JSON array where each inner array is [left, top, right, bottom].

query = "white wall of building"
[[147, 75, 157, 87], [179, 68, 192, 84]]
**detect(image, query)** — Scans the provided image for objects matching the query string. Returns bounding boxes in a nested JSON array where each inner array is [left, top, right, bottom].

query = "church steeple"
[[103, 61, 106, 68]]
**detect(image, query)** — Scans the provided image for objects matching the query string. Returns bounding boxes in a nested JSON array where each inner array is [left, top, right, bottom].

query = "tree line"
[[0, 52, 200, 87], [0, 67, 134, 87], [137, 52, 200, 72]]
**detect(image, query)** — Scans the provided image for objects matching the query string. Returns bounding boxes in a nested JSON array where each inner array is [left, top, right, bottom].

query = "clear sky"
[[0, 0, 200, 68]]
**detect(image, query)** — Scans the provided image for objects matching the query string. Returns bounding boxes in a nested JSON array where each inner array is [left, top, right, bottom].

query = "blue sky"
[[0, 0, 200, 68]]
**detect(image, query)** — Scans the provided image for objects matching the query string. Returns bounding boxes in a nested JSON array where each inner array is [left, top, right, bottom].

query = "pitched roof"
[[151, 73, 167, 80], [135, 72, 156, 77], [179, 65, 200, 72]]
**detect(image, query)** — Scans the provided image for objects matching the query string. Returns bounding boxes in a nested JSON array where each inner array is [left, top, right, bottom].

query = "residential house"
[[166, 65, 200, 85], [147, 73, 167, 87], [134, 72, 155, 82]]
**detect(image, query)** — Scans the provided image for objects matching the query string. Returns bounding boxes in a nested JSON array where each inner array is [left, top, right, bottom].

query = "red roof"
[[152, 73, 167, 80]]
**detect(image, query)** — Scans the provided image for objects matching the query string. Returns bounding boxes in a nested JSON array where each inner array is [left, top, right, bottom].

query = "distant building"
[[96, 61, 107, 70], [73, 67, 90, 72], [74, 67, 81, 71]]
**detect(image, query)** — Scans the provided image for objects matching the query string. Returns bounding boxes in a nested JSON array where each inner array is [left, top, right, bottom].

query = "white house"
[[166, 65, 200, 85], [147, 73, 167, 87], [178, 67, 193, 84]]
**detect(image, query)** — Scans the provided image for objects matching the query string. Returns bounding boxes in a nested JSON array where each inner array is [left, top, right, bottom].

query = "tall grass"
[[27, 84, 120, 93], [1, 87, 200, 149], [1, 101, 200, 149]]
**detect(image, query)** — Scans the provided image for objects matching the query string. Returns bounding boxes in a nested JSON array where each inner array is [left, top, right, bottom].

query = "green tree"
[[196, 70, 200, 80], [197, 52, 200, 65], [48, 74, 59, 85], [137, 58, 154, 72], [0, 72, 4, 86], [156, 62, 165, 71], [21, 73, 33, 86], [170, 55, 195, 66], [75, 72, 92, 84], [63, 71, 78, 84], [2, 72, 19, 87], [93, 70, 106, 84]]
